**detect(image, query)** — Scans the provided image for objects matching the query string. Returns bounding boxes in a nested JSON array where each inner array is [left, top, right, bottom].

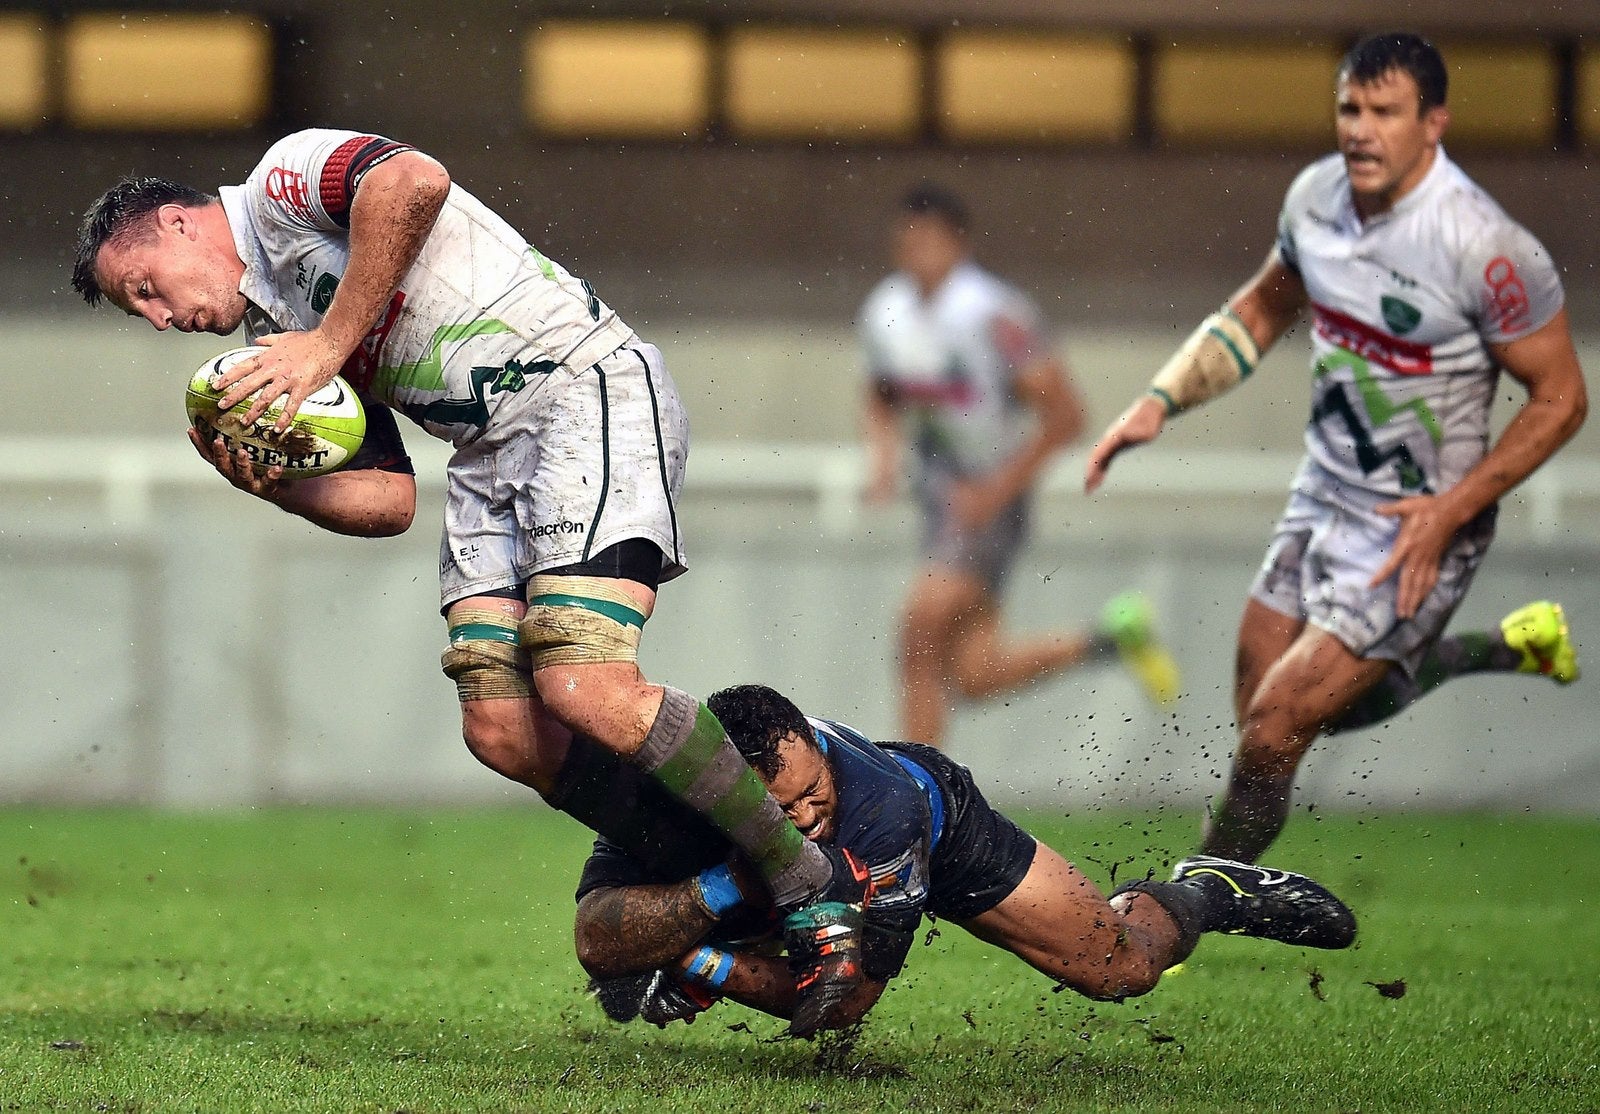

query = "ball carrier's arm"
[[1084, 252, 1307, 493], [186, 425, 417, 537], [216, 150, 451, 430]]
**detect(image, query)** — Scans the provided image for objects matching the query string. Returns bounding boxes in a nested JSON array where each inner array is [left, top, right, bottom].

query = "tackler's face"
[[761, 732, 840, 845], [1336, 67, 1449, 218], [95, 204, 248, 336]]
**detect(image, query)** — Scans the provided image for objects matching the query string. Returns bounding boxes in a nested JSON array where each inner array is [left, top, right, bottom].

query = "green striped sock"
[[634, 687, 823, 907]]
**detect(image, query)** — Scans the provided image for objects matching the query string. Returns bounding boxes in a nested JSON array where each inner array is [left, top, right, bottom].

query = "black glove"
[[639, 969, 720, 1028]]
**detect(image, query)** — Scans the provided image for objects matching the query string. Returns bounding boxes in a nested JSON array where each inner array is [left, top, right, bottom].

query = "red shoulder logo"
[[264, 166, 314, 221], [1484, 256, 1531, 334]]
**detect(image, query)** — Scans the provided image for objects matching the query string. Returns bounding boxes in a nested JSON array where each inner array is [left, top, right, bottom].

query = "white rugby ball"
[[185, 346, 366, 478]]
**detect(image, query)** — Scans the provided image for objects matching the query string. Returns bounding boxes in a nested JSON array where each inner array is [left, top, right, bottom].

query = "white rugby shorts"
[[1249, 473, 1496, 677], [916, 471, 1031, 593], [438, 341, 689, 608]]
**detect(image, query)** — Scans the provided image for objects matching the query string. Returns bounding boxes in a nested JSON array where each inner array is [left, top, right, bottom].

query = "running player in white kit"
[[861, 185, 1179, 750], [1084, 33, 1587, 862], [71, 129, 872, 1036]]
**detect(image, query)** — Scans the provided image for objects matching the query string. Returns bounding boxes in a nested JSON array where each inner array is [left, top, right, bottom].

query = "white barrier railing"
[[7, 435, 1600, 807], [4, 436, 1600, 543]]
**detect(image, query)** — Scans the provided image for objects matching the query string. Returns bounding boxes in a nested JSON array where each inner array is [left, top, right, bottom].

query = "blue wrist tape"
[[684, 946, 733, 990], [694, 863, 743, 917]]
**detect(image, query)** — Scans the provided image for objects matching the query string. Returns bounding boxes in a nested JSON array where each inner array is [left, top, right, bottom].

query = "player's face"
[[892, 214, 966, 296], [761, 733, 839, 844], [94, 205, 248, 335], [1335, 67, 1449, 218]]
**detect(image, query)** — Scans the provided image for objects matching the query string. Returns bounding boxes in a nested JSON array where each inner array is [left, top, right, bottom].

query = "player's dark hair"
[[707, 684, 818, 781], [901, 182, 970, 233], [1340, 32, 1448, 112], [71, 176, 216, 306]]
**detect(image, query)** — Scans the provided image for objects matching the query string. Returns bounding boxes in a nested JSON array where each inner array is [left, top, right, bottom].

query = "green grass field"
[[2, 806, 1596, 1113]]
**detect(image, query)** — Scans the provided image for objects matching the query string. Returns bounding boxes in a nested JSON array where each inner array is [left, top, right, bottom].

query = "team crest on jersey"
[[310, 272, 339, 314], [1381, 295, 1422, 336]]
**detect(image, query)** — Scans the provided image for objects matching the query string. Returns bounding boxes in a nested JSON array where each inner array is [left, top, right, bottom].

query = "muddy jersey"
[[571, 716, 933, 978], [859, 260, 1046, 480], [218, 128, 637, 448], [1277, 149, 1564, 502], [574, 716, 932, 925]]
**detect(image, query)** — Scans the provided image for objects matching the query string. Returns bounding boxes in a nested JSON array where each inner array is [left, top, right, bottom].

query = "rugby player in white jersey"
[[860, 184, 1180, 750], [70, 130, 872, 1037], [1084, 33, 1587, 862]]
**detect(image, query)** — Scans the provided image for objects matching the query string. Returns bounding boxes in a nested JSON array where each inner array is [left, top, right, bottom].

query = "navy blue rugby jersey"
[[572, 716, 933, 942], [803, 716, 932, 929]]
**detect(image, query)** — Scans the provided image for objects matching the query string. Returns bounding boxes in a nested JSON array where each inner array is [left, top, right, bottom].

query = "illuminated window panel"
[[940, 32, 1133, 143], [526, 21, 710, 138], [0, 16, 48, 129], [1438, 42, 1556, 148], [726, 27, 918, 141], [64, 13, 272, 130], [1155, 40, 1342, 145], [1578, 45, 1600, 146]]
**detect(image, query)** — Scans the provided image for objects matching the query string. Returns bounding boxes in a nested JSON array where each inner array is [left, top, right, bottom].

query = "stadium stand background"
[[4, 0, 1599, 815]]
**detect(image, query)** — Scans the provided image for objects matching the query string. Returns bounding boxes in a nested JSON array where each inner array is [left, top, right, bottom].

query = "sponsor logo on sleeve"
[[1484, 256, 1532, 334], [264, 166, 315, 222]]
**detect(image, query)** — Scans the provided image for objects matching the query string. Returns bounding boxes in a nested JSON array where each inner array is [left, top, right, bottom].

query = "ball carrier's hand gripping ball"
[[185, 346, 366, 478]]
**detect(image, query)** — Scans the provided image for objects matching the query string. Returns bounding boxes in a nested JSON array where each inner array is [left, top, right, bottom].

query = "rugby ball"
[[185, 346, 366, 478]]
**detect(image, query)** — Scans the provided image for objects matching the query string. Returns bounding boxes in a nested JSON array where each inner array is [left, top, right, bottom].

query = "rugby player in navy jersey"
[[565, 685, 1355, 1031]]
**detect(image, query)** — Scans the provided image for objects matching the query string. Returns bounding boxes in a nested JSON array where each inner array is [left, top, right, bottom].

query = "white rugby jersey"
[[219, 129, 637, 447], [1277, 149, 1563, 499], [859, 260, 1045, 479]]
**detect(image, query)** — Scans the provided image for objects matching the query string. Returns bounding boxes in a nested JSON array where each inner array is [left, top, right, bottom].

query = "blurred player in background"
[[570, 683, 1354, 1031], [1085, 33, 1587, 862], [70, 129, 872, 1037], [861, 184, 1179, 750]]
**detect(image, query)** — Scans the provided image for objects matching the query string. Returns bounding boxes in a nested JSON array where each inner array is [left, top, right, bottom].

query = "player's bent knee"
[[1238, 709, 1313, 772], [1070, 959, 1161, 1002], [902, 593, 962, 637], [572, 894, 613, 976], [442, 607, 541, 779], [458, 702, 528, 776], [1050, 958, 1155, 1002], [1108, 963, 1162, 1000], [953, 670, 991, 701]]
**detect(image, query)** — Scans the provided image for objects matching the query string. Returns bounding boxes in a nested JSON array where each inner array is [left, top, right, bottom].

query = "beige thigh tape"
[[441, 608, 531, 701], [520, 575, 646, 669]]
